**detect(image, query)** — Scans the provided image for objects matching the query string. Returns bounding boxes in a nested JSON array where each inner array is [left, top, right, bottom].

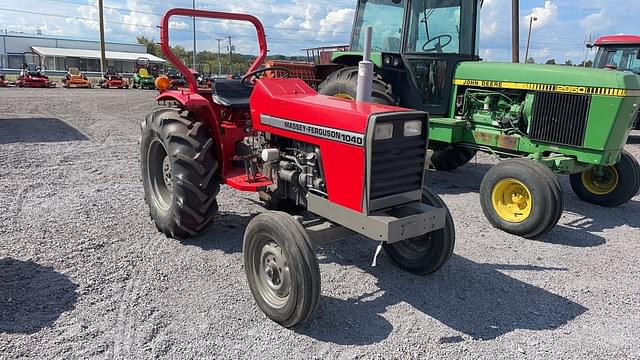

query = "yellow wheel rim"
[[581, 166, 619, 195], [334, 92, 355, 100], [491, 178, 533, 223]]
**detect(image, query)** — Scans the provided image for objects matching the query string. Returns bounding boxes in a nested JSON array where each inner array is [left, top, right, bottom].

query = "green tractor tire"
[[430, 145, 478, 171], [570, 150, 640, 207], [318, 66, 396, 105]]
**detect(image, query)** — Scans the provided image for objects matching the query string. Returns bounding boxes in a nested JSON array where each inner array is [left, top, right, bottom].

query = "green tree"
[[136, 36, 161, 57], [545, 59, 556, 65], [526, 57, 535, 64]]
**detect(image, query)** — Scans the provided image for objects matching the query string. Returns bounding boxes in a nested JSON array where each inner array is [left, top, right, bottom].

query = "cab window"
[[351, 0, 405, 53]]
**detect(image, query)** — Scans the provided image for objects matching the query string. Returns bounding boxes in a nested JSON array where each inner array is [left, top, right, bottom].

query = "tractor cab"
[[590, 35, 640, 74], [337, 0, 481, 115]]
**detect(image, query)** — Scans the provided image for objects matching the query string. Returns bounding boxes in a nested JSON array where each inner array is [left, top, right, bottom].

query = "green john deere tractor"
[[318, 0, 640, 238]]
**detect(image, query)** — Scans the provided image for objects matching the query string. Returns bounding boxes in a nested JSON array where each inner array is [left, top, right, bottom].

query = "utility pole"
[[228, 36, 233, 75], [512, 0, 520, 63], [98, 0, 106, 74], [216, 38, 223, 76], [192, 0, 196, 70], [524, 16, 538, 63]]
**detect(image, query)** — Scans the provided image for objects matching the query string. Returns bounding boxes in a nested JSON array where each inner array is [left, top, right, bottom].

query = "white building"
[[0, 32, 164, 74]]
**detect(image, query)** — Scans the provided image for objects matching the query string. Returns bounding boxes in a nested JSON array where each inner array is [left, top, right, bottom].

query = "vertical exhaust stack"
[[512, 0, 520, 63], [356, 27, 374, 102]]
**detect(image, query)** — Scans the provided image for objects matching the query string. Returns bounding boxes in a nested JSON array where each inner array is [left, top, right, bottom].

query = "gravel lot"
[[1, 87, 639, 359]]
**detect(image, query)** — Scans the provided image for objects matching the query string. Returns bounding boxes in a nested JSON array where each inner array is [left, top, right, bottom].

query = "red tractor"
[[100, 67, 128, 89], [590, 34, 640, 130], [16, 52, 55, 88], [141, 8, 454, 327]]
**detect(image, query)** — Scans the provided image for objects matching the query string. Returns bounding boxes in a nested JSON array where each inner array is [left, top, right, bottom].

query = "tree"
[[564, 59, 574, 66], [545, 59, 556, 65], [578, 60, 594, 68], [136, 36, 161, 57], [526, 57, 535, 64]]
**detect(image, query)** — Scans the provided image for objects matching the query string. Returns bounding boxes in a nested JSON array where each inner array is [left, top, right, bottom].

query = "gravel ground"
[[0, 87, 639, 359]]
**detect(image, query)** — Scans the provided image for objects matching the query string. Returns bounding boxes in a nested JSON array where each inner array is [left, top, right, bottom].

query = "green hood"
[[455, 62, 640, 90]]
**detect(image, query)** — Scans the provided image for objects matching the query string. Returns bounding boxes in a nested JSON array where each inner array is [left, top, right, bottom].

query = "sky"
[[0, 0, 639, 63]]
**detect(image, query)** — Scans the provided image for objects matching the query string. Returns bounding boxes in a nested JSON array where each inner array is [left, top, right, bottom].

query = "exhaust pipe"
[[356, 26, 374, 102]]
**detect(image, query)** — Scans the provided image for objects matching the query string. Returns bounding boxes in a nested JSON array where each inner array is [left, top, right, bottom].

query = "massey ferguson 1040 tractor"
[[16, 52, 55, 88], [100, 67, 128, 89], [589, 34, 640, 130], [62, 57, 92, 89], [315, 0, 640, 238], [131, 57, 156, 90], [141, 8, 454, 327]]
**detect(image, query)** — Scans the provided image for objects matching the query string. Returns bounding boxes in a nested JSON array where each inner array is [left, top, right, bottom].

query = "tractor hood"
[[455, 62, 640, 90]]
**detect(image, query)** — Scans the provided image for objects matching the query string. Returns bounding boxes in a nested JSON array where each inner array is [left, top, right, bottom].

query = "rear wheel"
[[383, 188, 455, 275], [430, 145, 478, 171], [243, 211, 320, 327], [570, 150, 640, 207], [480, 159, 563, 238], [140, 108, 220, 239], [318, 66, 396, 105]]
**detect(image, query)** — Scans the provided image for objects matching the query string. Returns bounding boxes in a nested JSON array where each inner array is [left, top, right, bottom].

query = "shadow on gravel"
[[0, 258, 79, 334], [0, 118, 88, 144], [297, 243, 587, 345], [563, 199, 640, 233], [180, 212, 254, 254]]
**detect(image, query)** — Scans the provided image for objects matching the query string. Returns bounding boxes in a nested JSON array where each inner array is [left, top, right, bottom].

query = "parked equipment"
[[196, 62, 213, 88], [310, 0, 640, 238], [0, 72, 8, 87], [16, 52, 55, 88], [62, 57, 92, 88], [131, 57, 156, 90], [589, 34, 640, 130], [141, 8, 455, 327], [100, 67, 128, 89], [164, 67, 188, 89]]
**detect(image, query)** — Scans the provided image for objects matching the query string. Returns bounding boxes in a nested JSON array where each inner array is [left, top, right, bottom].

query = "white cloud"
[[122, 0, 155, 35], [169, 21, 189, 30], [527, 1, 559, 30], [319, 8, 354, 37]]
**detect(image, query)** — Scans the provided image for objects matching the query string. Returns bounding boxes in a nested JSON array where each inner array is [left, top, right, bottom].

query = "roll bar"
[[160, 8, 268, 94]]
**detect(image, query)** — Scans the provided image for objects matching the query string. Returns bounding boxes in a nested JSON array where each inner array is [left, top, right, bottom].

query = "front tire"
[[140, 108, 220, 239], [383, 188, 455, 275], [570, 150, 640, 207], [318, 66, 396, 105], [243, 211, 320, 327], [480, 159, 563, 238]]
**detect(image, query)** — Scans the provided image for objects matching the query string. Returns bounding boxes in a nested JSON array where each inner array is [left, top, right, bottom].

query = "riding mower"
[[62, 57, 92, 88], [100, 67, 128, 89], [164, 67, 188, 89], [0, 72, 8, 87], [141, 8, 454, 327], [196, 62, 213, 89], [131, 57, 156, 90], [311, 0, 640, 239], [16, 52, 55, 88]]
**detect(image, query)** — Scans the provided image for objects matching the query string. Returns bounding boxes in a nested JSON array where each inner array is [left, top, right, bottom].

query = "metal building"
[[0, 32, 164, 74]]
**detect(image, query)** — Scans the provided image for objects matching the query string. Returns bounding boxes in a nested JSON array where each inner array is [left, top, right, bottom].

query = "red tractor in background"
[[589, 34, 640, 130], [100, 67, 128, 89], [141, 8, 454, 327], [16, 52, 55, 88]]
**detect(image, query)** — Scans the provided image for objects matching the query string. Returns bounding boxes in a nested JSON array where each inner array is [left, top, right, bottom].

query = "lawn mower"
[[100, 67, 128, 89], [141, 8, 454, 327], [588, 34, 640, 130], [196, 62, 213, 89], [0, 72, 8, 87], [307, 0, 640, 238], [16, 52, 55, 88], [62, 57, 92, 88], [131, 57, 156, 90], [164, 67, 188, 89]]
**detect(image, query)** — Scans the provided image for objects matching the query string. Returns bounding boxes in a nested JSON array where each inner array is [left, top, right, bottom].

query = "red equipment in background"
[[16, 52, 55, 88], [0, 72, 8, 87], [100, 67, 128, 89]]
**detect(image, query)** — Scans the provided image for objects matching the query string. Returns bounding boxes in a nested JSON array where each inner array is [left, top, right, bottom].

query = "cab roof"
[[595, 35, 640, 46]]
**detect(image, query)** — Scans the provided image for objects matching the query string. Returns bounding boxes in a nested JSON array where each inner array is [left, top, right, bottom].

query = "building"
[[0, 32, 164, 74]]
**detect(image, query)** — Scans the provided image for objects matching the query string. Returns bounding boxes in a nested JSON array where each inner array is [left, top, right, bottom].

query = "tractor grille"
[[370, 117, 427, 200], [530, 92, 591, 148]]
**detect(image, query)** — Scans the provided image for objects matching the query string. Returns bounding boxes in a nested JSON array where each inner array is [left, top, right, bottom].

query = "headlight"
[[383, 55, 393, 66], [404, 120, 422, 137], [374, 123, 393, 140]]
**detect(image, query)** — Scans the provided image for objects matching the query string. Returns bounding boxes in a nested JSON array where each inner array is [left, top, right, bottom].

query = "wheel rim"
[[491, 178, 533, 223], [581, 166, 619, 195], [147, 139, 173, 212], [334, 92, 355, 100], [392, 234, 433, 261], [252, 237, 291, 309]]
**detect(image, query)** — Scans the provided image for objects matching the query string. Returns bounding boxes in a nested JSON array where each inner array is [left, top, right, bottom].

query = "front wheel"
[[430, 145, 477, 171], [570, 150, 640, 207], [243, 211, 320, 327], [383, 188, 455, 275], [480, 159, 563, 238]]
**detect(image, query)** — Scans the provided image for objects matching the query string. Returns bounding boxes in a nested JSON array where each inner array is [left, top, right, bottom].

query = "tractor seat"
[[212, 79, 252, 109]]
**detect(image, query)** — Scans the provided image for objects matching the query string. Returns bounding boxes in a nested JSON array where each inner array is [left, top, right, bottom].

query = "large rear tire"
[[383, 188, 455, 275], [140, 108, 220, 239], [243, 211, 320, 327], [570, 150, 640, 207], [430, 145, 478, 171], [480, 159, 563, 238], [318, 66, 396, 105]]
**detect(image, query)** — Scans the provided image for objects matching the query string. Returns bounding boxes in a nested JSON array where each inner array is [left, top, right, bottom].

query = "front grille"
[[370, 117, 427, 200], [530, 92, 591, 147]]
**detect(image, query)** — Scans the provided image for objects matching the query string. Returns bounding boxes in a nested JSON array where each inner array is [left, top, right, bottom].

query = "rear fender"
[[156, 91, 226, 173]]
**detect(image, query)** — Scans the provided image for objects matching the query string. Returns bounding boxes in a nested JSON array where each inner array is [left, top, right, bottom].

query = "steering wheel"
[[241, 67, 291, 88], [422, 34, 453, 53]]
